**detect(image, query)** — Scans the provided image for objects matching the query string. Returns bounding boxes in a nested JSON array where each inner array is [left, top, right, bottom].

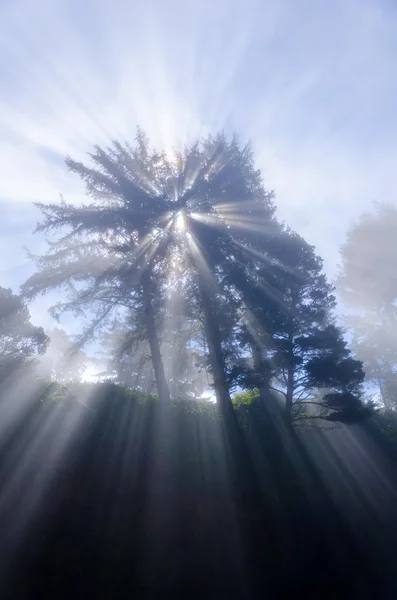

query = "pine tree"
[[0, 286, 48, 384], [237, 229, 370, 425], [22, 131, 275, 412]]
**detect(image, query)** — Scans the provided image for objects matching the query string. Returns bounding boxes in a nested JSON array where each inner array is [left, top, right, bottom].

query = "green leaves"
[[305, 356, 364, 395]]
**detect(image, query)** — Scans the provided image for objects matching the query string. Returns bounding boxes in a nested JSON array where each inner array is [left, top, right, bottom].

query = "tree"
[[22, 131, 275, 413], [337, 203, 397, 409], [0, 286, 49, 384], [337, 203, 397, 314], [38, 328, 87, 382], [98, 317, 154, 391], [99, 311, 208, 398], [22, 130, 178, 402], [178, 134, 276, 413], [237, 229, 369, 425]]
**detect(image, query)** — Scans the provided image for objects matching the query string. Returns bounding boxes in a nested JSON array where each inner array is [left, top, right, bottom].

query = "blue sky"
[[1, 0, 397, 331]]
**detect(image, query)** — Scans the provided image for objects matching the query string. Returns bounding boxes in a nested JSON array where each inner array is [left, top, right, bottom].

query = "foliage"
[[232, 390, 260, 405], [22, 131, 275, 409], [37, 328, 87, 382], [99, 313, 208, 398], [233, 229, 367, 424], [337, 203, 397, 313], [0, 286, 49, 383], [20, 129, 372, 426], [337, 203, 397, 409]]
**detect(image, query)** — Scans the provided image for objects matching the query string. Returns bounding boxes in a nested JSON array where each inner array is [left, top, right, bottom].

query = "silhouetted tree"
[[236, 230, 369, 425], [0, 286, 48, 384], [22, 131, 275, 413], [161, 133, 277, 413], [22, 130, 177, 402]]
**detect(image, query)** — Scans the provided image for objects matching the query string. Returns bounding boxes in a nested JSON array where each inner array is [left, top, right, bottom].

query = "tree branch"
[[270, 386, 287, 399], [298, 400, 332, 410]]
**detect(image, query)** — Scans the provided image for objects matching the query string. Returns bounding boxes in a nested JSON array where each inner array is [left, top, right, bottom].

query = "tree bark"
[[250, 343, 267, 404], [250, 339, 292, 473], [284, 323, 294, 425], [285, 366, 294, 424], [200, 287, 233, 416], [142, 272, 170, 404]]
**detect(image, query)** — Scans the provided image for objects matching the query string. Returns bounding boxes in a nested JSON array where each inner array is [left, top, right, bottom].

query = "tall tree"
[[23, 130, 175, 402], [22, 131, 275, 412], [337, 203, 397, 408], [236, 230, 369, 425], [0, 286, 48, 384], [178, 134, 276, 412]]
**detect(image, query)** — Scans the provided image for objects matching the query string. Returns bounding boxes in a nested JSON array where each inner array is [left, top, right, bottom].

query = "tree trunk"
[[250, 340, 292, 475], [285, 368, 294, 425], [200, 287, 233, 416], [284, 324, 294, 425], [142, 273, 170, 404], [250, 343, 266, 403], [250, 342, 276, 410]]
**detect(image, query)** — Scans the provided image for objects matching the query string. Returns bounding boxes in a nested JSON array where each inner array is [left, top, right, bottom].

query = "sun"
[[176, 211, 186, 231]]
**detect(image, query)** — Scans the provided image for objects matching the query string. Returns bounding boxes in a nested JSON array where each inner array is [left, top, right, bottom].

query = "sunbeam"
[[3, 1, 397, 597], [175, 211, 186, 231]]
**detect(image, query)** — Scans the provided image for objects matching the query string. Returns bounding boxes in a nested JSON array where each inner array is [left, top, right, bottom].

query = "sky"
[[1, 0, 397, 332]]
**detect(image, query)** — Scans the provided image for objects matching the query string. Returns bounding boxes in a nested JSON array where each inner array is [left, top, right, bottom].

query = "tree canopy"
[[1, 130, 392, 600], [0, 286, 49, 383], [21, 129, 370, 425]]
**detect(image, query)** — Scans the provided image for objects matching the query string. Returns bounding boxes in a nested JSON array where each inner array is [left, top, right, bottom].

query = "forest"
[[1, 132, 397, 599]]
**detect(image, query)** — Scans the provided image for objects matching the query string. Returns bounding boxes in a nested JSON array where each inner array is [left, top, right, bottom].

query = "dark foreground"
[[1, 383, 397, 599]]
